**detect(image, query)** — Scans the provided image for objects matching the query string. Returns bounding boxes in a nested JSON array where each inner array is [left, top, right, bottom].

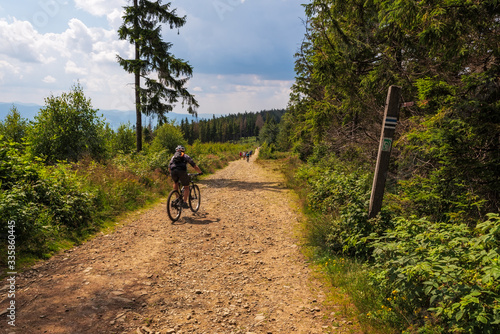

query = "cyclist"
[[168, 145, 202, 208]]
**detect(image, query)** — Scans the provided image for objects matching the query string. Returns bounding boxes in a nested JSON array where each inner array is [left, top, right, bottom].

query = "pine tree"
[[117, 0, 198, 151]]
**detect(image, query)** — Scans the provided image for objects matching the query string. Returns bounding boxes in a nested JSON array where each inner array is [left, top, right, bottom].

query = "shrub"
[[0, 142, 97, 256], [0, 106, 29, 143], [258, 142, 275, 159], [28, 84, 106, 162], [371, 214, 500, 333], [150, 122, 187, 154], [113, 122, 136, 154], [296, 162, 392, 257]]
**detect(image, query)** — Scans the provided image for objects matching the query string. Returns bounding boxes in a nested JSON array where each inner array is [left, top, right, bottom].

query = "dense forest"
[[1, 0, 499, 333], [178, 109, 286, 144]]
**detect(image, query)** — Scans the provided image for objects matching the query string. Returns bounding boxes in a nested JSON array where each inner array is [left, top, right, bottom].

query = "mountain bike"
[[166, 173, 202, 222]]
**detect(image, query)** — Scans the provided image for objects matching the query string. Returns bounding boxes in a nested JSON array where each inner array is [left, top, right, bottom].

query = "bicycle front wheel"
[[167, 190, 182, 221], [189, 185, 201, 212]]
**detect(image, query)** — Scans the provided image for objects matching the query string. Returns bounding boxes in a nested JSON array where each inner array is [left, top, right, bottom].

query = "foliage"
[[77, 153, 169, 219], [27, 84, 106, 163], [0, 105, 29, 143], [258, 1, 499, 332], [286, 0, 499, 220], [296, 160, 392, 257], [117, 0, 198, 151], [396, 72, 500, 222], [186, 140, 254, 173], [0, 141, 97, 256], [286, 0, 387, 161], [149, 121, 187, 154], [317, 253, 399, 334], [257, 142, 289, 160], [276, 152, 500, 333], [258, 117, 279, 145], [112, 122, 136, 154], [371, 214, 500, 333]]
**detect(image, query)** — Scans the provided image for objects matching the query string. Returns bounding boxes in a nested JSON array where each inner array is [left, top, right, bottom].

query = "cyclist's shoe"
[[181, 202, 189, 209]]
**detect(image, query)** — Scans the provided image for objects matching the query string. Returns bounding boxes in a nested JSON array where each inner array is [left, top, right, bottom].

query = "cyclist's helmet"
[[175, 145, 186, 152]]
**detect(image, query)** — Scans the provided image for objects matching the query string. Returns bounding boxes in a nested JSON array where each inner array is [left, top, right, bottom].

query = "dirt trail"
[[1, 152, 362, 334]]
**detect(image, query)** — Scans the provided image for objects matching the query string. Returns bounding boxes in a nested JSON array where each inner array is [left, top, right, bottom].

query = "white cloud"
[[43, 75, 56, 83], [74, 0, 126, 29], [179, 73, 292, 115], [0, 18, 43, 63], [0, 16, 133, 109], [65, 60, 87, 75], [0, 60, 20, 82], [62, 18, 96, 53], [106, 8, 124, 30], [74, 0, 125, 17]]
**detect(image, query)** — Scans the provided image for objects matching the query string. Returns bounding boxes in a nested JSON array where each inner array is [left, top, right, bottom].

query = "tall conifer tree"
[[117, 0, 198, 151]]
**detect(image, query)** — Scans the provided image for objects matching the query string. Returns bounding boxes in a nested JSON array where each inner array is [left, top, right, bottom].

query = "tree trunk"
[[135, 69, 141, 152], [134, 0, 142, 152]]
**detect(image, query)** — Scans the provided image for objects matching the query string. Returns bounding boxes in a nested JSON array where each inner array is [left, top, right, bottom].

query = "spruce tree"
[[117, 0, 198, 151]]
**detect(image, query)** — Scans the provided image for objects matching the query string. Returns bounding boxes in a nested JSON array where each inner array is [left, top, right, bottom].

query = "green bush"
[[28, 84, 106, 162], [258, 142, 275, 159], [150, 122, 187, 154], [0, 106, 29, 143], [371, 214, 500, 333], [79, 153, 170, 219], [295, 162, 392, 257], [0, 142, 97, 256], [112, 122, 136, 154]]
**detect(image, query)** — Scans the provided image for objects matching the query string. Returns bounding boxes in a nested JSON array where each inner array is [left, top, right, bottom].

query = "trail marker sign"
[[368, 86, 401, 219]]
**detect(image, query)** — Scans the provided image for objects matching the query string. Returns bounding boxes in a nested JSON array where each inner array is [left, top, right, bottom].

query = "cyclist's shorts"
[[171, 169, 190, 186]]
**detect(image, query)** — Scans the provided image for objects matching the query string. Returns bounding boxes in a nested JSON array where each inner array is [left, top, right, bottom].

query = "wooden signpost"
[[368, 85, 401, 219]]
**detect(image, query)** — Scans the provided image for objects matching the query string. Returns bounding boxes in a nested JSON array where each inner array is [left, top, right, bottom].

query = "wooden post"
[[368, 86, 401, 219]]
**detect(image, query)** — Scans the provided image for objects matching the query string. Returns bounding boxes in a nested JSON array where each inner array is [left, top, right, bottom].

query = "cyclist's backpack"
[[172, 151, 185, 163]]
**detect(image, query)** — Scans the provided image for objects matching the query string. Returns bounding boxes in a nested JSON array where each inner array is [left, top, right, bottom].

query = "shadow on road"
[[197, 178, 284, 192], [171, 211, 221, 226]]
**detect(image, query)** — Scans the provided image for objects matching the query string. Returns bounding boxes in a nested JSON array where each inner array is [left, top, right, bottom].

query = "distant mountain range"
[[0, 102, 215, 129]]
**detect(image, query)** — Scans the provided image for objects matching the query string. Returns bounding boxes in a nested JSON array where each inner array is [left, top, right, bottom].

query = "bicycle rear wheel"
[[189, 185, 201, 212], [167, 190, 182, 221]]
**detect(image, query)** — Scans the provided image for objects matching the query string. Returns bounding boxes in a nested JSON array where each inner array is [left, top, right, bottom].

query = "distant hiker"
[[169, 145, 202, 208], [246, 151, 250, 162]]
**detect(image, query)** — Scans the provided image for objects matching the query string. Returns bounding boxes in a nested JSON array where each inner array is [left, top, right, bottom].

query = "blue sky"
[[0, 0, 306, 116]]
